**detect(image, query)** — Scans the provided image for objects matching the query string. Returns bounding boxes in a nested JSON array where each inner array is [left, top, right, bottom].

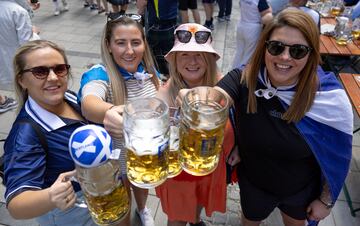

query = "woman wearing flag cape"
[[179, 8, 353, 226]]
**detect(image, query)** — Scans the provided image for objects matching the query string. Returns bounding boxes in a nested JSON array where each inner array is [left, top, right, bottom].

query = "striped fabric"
[[79, 64, 158, 175]]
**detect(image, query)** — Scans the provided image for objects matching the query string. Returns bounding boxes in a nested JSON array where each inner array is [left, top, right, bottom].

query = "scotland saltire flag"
[[69, 124, 112, 168]]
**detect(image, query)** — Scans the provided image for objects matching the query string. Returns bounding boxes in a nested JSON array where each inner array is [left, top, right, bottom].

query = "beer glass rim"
[[183, 86, 229, 114], [124, 97, 169, 119]]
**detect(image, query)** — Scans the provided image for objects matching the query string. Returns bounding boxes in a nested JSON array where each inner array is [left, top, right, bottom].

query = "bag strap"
[[17, 118, 49, 153]]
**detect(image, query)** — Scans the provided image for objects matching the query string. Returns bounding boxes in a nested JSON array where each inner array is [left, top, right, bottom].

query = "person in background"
[[290, 0, 320, 27], [96, 0, 109, 14], [352, 0, 360, 19], [217, 0, 232, 22], [267, 0, 289, 14], [211, 9, 352, 226], [4, 40, 96, 226], [78, 16, 159, 226], [137, 0, 178, 80], [156, 23, 235, 226], [202, 0, 215, 30], [179, 0, 201, 24], [345, 0, 359, 6], [107, 0, 129, 15], [52, 0, 69, 16], [0, 0, 40, 114], [232, 0, 272, 70]]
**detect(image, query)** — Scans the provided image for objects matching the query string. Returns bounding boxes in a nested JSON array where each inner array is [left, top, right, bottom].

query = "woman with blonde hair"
[[4, 40, 96, 226], [213, 8, 353, 226], [156, 23, 235, 226], [78, 15, 159, 226]]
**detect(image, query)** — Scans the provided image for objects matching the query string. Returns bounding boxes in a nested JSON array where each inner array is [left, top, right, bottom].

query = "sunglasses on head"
[[265, 40, 312, 60], [107, 12, 142, 23], [175, 30, 212, 44], [21, 64, 70, 79]]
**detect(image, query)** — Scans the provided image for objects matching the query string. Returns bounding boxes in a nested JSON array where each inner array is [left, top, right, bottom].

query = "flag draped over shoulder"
[[255, 66, 353, 203]]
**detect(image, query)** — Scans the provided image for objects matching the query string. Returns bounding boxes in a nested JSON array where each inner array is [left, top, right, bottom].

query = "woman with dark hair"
[[180, 8, 353, 226]]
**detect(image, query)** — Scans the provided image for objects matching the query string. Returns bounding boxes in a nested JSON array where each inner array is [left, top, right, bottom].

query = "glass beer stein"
[[335, 16, 351, 45], [76, 160, 129, 226], [330, 0, 343, 16], [69, 125, 130, 226], [124, 97, 170, 188], [179, 86, 229, 176], [167, 107, 182, 178], [352, 18, 360, 40]]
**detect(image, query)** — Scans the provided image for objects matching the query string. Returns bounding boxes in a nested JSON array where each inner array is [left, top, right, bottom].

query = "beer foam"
[[170, 126, 179, 151]]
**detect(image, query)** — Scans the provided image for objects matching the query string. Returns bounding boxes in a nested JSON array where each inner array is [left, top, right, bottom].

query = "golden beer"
[[180, 87, 228, 176], [167, 120, 182, 178], [76, 160, 130, 226], [127, 147, 169, 188], [336, 36, 348, 45], [331, 7, 341, 16], [179, 115, 226, 176], [168, 150, 182, 178], [84, 184, 129, 225], [352, 29, 360, 40], [124, 97, 170, 188]]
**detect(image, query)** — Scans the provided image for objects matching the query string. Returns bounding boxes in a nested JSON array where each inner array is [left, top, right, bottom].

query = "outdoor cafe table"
[[320, 17, 360, 55], [320, 17, 360, 74]]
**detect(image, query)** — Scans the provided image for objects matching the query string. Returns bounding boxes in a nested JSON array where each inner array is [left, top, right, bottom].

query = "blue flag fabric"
[[255, 66, 353, 225]]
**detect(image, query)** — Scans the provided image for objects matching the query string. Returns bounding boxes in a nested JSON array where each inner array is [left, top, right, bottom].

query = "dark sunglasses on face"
[[21, 64, 70, 79], [107, 12, 142, 24], [175, 30, 212, 44], [265, 40, 312, 60]]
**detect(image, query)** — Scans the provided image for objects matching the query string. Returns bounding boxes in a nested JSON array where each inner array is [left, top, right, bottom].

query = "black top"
[[218, 69, 321, 197]]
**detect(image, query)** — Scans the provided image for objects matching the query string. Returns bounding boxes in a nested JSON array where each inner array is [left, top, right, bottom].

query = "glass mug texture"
[[341, 6, 353, 18], [167, 107, 182, 178], [124, 97, 170, 188], [76, 160, 130, 226], [352, 18, 360, 40], [330, 0, 343, 16], [180, 87, 229, 176], [320, 1, 331, 16], [335, 17, 351, 45]]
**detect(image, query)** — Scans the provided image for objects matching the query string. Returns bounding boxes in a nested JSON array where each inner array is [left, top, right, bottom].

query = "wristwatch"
[[318, 197, 334, 209]]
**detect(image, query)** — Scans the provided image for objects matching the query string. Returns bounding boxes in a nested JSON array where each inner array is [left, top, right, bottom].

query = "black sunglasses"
[[107, 12, 142, 23], [175, 30, 212, 44], [265, 40, 312, 60], [21, 64, 70, 80]]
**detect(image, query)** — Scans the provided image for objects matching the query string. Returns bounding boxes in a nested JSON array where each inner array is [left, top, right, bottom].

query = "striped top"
[[79, 64, 158, 174]]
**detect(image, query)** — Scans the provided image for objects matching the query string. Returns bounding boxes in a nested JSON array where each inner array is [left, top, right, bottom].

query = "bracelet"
[[317, 197, 334, 209]]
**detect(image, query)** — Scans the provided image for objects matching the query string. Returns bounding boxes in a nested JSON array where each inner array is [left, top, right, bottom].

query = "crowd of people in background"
[[0, 1, 358, 226]]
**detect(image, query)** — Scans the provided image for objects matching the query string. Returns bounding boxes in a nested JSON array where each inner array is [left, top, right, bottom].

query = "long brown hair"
[[13, 40, 70, 112], [101, 17, 159, 106], [243, 8, 320, 122]]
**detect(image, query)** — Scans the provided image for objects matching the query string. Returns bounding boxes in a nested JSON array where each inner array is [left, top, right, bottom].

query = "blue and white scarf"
[[78, 63, 158, 101], [255, 66, 353, 206], [117, 64, 153, 88]]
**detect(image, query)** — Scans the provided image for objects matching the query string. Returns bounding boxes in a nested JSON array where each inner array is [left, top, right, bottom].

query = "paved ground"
[[0, 1, 360, 225]]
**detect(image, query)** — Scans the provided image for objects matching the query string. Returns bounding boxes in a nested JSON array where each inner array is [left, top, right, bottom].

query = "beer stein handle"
[[66, 175, 88, 209]]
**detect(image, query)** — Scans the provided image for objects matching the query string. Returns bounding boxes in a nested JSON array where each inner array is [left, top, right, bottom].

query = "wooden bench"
[[338, 73, 360, 216]]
